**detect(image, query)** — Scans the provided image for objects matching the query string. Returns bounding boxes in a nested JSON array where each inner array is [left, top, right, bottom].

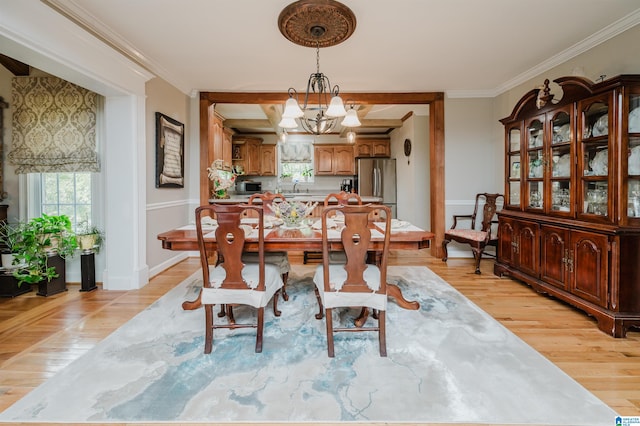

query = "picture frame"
[[155, 112, 184, 188]]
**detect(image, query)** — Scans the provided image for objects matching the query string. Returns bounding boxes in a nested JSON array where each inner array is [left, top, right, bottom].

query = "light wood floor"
[[1, 251, 639, 426]]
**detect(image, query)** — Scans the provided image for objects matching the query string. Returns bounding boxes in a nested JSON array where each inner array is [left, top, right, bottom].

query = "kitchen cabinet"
[[495, 75, 640, 337], [204, 112, 234, 200], [232, 137, 275, 176], [355, 138, 390, 158], [259, 144, 276, 176], [315, 145, 355, 175]]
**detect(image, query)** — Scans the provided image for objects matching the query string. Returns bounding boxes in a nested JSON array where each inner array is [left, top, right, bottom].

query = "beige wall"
[[145, 77, 192, 274]]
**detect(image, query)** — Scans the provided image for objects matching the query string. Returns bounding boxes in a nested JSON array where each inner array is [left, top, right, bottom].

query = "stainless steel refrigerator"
[[356, 158, 397, 218]]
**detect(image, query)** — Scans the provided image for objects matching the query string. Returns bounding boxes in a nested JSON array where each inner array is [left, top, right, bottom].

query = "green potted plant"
[[12, 214, 78, 295], [0, 221, 25, 268], [75, 222, 104, 253]]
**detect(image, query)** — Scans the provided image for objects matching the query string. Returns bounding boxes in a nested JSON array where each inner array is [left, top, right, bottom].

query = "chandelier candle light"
[[278, 0, 361, 136]]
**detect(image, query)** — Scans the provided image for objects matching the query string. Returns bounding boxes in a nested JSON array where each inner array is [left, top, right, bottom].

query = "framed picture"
[[156, 112, 184, 188]]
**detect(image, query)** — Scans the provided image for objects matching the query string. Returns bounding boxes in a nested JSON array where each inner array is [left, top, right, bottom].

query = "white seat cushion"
[[201, 263, 283, 308], [313, 264, 387, 311], [241, 251, 290, 274]]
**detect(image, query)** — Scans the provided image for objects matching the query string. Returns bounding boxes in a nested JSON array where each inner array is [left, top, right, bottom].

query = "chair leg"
[[227, 305, 235, 324], [217, 304, 227, 317], [473, 248, 484, 274], [314, 287, 324, 319], [442, 238, 450, 262], [325, 307, 335, 357], [378, 310, 387, 357], [255, 307, 264, 353], [204, 304, 213, 354], [281, 272, 289, 301], [273, 290, 282, 317]]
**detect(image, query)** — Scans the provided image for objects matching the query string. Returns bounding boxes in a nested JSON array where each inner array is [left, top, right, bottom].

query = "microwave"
[[237, 180, 262, 194]]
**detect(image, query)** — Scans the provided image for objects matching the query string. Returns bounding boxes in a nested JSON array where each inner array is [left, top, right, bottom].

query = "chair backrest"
[[248, 191, 286, 215], [475, 193, 503, 233], [320, 204, 391, 294], [195, 204, 265, 290], [323, 191, 362, 207]]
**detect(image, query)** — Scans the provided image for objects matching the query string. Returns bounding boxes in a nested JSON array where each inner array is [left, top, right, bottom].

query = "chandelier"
[[277, 0, 361, 136]]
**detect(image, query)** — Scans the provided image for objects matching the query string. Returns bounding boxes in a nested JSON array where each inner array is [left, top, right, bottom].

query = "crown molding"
[[448, 8, 640, 99], [42, 0, 192, 94]]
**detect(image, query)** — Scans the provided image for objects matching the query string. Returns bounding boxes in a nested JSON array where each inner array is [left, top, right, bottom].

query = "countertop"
[[209, 192, 382, 204]]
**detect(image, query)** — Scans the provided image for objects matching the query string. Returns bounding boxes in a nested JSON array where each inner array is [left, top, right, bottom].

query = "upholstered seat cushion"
[[313, 264, 387, 311], [241, 251, 290, 274], [201, 263, 283, 308], [445, 228, 487, 242]]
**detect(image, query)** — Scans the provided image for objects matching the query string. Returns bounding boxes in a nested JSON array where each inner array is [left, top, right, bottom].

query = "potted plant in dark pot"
[[12, 214, 78, 296], [0, 221, 32, 297], [75, 222, 104, 292]]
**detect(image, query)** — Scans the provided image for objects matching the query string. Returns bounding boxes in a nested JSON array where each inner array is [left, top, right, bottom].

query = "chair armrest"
[[451, 214, 473, 229]]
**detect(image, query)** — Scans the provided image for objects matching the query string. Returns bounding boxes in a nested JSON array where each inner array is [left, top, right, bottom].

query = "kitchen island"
[[209, 192, 382, 204]]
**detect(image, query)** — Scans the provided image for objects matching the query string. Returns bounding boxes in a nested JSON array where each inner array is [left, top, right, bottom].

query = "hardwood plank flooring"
[[1, 251, 639, 426]]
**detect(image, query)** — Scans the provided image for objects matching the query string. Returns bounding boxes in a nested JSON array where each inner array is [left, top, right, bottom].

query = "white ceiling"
[[40, 0, 640, 136], [48, 0, 640, 96]]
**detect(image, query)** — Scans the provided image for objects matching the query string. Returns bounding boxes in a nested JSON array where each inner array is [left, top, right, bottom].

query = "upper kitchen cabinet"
[[315, 145, 355, 175], [495, 75, 640, 338], [355, 138, 390, 158], [231, 137, 276, 176]]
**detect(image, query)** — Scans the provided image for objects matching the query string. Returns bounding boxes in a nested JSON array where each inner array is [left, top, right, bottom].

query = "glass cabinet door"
[[578, 96, 611, 221], [525, 117, 544, 211], [628, 93, 640, 219], [506, 126, 521, 208], [548, 109, 573, 215]]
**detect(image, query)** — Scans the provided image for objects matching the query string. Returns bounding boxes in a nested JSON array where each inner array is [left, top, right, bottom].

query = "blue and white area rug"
[[0, 266, 617, 424]]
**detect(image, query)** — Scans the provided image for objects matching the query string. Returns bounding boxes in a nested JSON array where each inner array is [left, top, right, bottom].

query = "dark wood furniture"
[[158, 222, 431, 313], [195, 204, 283, 353], [494, 75, 640, 337], [442, 193, 503, 274], [304, 191, 362, 264], [246, 192, 290, 300], [313, 204, 392, 357]]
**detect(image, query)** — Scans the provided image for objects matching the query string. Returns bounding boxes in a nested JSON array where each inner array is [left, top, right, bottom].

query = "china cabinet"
[[495, 75, 640, 337]]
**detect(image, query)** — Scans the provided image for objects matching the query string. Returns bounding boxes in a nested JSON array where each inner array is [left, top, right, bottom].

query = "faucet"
[[293, 182, 299, 193]]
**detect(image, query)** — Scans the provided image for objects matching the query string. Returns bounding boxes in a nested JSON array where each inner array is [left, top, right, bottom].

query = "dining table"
[[157, 218, 434, 316]]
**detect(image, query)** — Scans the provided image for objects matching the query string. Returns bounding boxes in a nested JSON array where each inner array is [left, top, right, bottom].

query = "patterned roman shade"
[[9, 76, 100, 173]]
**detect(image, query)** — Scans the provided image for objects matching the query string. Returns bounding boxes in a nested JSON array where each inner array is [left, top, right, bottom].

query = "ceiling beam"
[[223, 119, 273, 128], [0, 54, 30, 76], [202, 92, 444, 104]]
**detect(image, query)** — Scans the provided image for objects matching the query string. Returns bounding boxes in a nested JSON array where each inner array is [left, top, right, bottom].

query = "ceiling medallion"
[[278, 0, 357, 48]]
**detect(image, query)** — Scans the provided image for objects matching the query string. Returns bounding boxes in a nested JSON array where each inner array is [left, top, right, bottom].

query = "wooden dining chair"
[[442, 192, 503, 274], [245, 191, 291, 301], [303, 191, 362, 264], [195, 204, 283, 354], [313, 204, 392, 357]]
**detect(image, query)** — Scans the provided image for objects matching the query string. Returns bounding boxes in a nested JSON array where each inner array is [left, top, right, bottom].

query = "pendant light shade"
[[278, 117, 299, 129], [341, 107, 361, 127]]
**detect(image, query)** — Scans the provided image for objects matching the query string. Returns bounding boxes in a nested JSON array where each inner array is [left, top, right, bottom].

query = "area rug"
[[0, 266, 617, 424]]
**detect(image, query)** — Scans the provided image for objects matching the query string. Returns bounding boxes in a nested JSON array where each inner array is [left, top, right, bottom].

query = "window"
[[37, 173, 93, 232]]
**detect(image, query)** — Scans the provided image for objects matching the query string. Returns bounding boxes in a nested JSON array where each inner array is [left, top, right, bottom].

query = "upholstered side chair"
[[195, 204, 283, 353], [313, 204, 392, 357]]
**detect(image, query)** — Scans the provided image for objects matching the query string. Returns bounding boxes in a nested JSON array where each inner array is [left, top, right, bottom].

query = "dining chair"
[[245, 191, 291, 301], [313, 203, 392, 357], [303, 191, 362, 264], [195, 204, 283, 354], [442, 192, 503, 274]]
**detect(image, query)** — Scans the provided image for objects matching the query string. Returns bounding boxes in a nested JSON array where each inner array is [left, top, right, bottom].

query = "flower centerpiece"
[[274, 200, 317, 228], [207, 159, 236, 199]]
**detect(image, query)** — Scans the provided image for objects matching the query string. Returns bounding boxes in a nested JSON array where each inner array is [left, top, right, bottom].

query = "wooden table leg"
[[182, 290, 202, 310], [388, 284, 420, 310]]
